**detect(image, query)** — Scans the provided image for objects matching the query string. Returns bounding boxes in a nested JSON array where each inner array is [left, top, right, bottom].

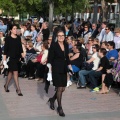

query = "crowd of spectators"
[[0, 16, 120, 94]]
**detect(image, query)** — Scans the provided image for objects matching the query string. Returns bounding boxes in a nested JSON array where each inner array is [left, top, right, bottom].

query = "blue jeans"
[[88, 70, 102, 88], [78, 70, 92, 86], [71, 65, 80, 72]]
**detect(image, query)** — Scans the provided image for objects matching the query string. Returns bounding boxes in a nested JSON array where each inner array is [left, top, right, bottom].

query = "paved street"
[[0, 75, 120, 120]]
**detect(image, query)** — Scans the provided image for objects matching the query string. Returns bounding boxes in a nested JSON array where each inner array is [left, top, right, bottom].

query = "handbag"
[[36, 53, 43, 62], [82, 62, 94, 70]]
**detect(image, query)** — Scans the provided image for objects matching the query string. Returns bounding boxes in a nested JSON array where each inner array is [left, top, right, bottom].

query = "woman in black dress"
[[47, 30, 72, 117], [3, 24, 23, 96]]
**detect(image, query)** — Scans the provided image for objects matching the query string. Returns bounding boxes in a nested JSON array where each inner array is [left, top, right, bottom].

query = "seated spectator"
[[69, 43, 84, 72], [33, 34, 43, 54], [31, 41, 48, 81], [23, 23, 31, 39], [88, 48, 110, 92], [48, 35, 53, 48], [101, 41, 108, 51], [106, 41, 118, 62], [102, 52, 120, 94], [66, 36, 74, 52], [64, 23, 72, 37], [77, 37, 85, 49], [114, 28, 120, 52], [93, 38, 100, 45], [67, 43, 84, 87], [30, 24, 37, 43], [40, 22, 50, 41], [78, 44, 100, 89], [85, 37, 94, 58], [24, 41, 37, 79], [103, 25, 114, 42], [81, 24, 91, 44], [91, 23, 99, 38]]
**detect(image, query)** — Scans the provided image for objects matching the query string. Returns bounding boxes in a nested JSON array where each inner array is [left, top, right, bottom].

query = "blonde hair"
[[78, 37, 84, 44], [114, 27, 120, 33]]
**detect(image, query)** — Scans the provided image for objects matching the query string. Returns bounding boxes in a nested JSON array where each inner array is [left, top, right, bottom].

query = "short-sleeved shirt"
[[106, 49, 118, 60], [99, 56, 110, 74]]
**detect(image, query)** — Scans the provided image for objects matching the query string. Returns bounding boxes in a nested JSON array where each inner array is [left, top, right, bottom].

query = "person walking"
[[3, 24, 24, 96], [47, 30, 72, 117]]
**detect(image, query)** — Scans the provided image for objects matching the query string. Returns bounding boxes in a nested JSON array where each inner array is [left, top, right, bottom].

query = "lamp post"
[[93, 0, 98, 24], [71, 0, 75, 22]]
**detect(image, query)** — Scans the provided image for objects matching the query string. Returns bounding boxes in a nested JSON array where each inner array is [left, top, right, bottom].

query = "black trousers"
[[35, 63, 46, 78], [26, 60, 36, 77]]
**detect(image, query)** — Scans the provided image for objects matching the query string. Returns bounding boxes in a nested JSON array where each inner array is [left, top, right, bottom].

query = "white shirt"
[[114, 36, 120, 49], [103, 31, 114, 42], [41, 49, 48, 63], [33, 41, 43, 54], [23, 30, 30, 37], [92, 52, 100, 70], [82, 31, 91, 44], [97, 28, 105, 42], [39, 18, 44, 23]]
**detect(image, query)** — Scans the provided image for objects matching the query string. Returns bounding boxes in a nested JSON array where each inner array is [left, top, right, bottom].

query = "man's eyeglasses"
[[105, 29, 109, 30]]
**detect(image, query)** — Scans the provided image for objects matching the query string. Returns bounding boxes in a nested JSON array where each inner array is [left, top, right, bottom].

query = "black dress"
[[48, 42, 70, 87], [4, 36, 23, 71]]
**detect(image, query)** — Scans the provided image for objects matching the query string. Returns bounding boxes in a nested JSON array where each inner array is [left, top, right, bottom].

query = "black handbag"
[[82, 62, 94, 70]]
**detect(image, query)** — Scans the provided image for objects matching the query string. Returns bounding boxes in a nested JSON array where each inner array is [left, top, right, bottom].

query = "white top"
[[33, 41, 43, 54], [41, 49, 48, 63], [97, 28, 105, 42], [39, 18, 44, 23], [114, 36, 120, 49], [103, 31, 114, 42], [92, 52, 100, 70], [81, 31, 91, 44], [23, 30, 30, 37]]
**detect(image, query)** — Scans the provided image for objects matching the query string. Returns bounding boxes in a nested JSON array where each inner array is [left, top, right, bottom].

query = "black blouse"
[[4, 36, 23, 59]]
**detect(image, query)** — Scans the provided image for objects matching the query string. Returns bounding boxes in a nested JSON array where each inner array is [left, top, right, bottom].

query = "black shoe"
[[4, 85, 10, 92], [16, 90, 23, 96], [57, 107, 65, 117], [48, 98, 55, 110], [77, 86, 86, 89]]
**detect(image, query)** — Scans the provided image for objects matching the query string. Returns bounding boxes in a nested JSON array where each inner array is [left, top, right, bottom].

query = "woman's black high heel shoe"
[[4, 85, 9, 92], [57, 107, 65, 117], [48, 98, 55, 110], [16, 90, 23, 96]]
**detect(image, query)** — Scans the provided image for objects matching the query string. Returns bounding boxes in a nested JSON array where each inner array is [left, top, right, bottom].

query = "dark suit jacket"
[[48, 42, 70, 73], [91, 29, 99, 38]]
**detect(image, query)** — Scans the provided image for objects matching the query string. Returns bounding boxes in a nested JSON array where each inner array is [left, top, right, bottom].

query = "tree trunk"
[[101, 0, 108, 22], [49, 1, 54, 32], [93, 0, 98, 24]]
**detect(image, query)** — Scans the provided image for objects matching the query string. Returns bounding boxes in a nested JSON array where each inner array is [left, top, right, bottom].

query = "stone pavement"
[[0, 75, 120, 120]]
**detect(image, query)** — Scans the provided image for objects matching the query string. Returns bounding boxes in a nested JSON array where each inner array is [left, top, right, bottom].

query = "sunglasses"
[[92, 47, 96, 49], [84, 27, 88, 28], [105, 29, 109, 30]]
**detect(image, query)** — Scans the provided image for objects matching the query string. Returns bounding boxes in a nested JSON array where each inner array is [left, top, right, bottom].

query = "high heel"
[[16, 90, 23, 96], [48, 98, 55, 110], [4, 85, 9, 92], [57, 107, 65, 117]]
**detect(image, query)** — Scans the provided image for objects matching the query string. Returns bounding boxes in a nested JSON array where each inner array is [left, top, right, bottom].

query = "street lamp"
[[71, 0, 75, 22]]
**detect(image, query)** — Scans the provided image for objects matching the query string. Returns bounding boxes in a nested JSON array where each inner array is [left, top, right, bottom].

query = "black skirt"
[[52, 72, 67, 87], [8, 59, 20, 71]]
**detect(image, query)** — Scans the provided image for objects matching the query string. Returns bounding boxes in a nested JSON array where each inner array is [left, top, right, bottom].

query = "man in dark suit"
[[91, 23, 99, 38]]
